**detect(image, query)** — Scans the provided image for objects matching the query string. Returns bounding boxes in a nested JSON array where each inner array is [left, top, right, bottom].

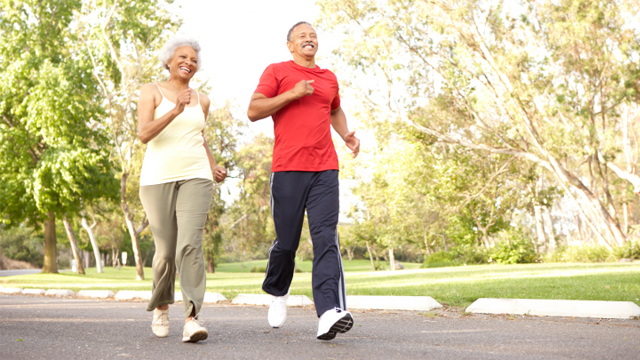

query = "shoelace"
[[152, 312, 169, 327]]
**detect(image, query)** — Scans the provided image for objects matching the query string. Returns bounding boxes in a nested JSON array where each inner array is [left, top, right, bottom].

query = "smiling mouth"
[[302, 43, 316, 49], [179, 66, 192, 73]]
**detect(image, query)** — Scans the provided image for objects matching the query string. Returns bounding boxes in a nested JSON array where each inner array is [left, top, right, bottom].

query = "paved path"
[[0, 269, 41, 277], [0, 295, 638, 359]]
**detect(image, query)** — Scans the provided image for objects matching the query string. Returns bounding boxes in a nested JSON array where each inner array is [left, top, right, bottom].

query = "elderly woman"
[[137, 36, 227, 343]]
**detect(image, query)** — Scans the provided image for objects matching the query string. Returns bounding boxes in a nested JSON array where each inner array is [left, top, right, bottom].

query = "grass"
[[214, 259, 422, 273], [1, 261, 639, 308]]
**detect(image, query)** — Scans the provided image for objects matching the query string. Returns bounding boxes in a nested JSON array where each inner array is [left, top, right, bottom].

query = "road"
[[0, 295, 638, 359], [0, 270, 42, 277]]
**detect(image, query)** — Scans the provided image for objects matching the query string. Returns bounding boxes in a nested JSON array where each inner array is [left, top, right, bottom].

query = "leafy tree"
[[78, 0, 179, 279], [0, 0, 119, 273], [319, 0, 640, 249], [202, 103, 245, 272], [224, 134, 275, 261]]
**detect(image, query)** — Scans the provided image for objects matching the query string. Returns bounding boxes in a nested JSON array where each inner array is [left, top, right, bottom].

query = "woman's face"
[[168, 46, 198, 80]]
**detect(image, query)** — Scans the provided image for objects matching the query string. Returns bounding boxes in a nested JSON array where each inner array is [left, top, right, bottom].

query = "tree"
[[224, 134, 275, 261], [78, 0, 179, 279], [202, 102, 245, 272], [319, 0, 640, 249], [0, 0, 119, 273]]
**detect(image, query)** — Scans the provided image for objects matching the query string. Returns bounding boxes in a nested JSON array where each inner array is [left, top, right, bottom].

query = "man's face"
[[287, 24, 318, 59]]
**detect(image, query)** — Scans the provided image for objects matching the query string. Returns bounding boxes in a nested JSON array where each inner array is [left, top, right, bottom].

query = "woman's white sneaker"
[[182, 319, 208, 343], [268, 293, 289, 328], [151, 308, 170, 338], [316, 308, 354, 340]]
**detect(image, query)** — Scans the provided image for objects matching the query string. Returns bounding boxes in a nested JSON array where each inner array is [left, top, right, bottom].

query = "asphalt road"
[[0, 295, 638, 360], [0, 270, 42, 277]]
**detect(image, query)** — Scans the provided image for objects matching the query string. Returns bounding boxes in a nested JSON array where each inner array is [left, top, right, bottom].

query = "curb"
[[2, 286, 639, 320], [231, 294, 314, 307], [77, 290, 116, 299], [466, 298, 640, 320], [347, 295, 442, 311]]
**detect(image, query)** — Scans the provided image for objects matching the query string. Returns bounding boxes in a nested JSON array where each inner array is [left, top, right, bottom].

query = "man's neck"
[[292, 54, 316, 69]]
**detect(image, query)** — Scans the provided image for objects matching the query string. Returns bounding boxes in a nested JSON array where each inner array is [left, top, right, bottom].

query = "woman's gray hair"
[[158, 36, 202, 71]]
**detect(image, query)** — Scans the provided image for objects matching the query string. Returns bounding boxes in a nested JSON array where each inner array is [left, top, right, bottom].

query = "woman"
[[137, 36, 227, 343]]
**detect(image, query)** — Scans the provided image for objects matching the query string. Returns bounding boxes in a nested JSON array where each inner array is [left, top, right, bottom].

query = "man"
[[247, 21, 360, 341]]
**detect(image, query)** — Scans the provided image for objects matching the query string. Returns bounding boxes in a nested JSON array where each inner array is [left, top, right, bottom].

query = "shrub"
[[487, 229, 538, 264], [612, 240, 640, 260], [0, 227, 43, 267], [562, 244, 613, 263], [249, 266, 267, 273], [543, 244, 614, 263], [421, 250, 461, 268], [454, 245, 488, 265]]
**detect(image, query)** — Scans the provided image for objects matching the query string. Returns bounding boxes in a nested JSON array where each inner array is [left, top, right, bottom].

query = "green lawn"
[[1, 262, 638, 308]]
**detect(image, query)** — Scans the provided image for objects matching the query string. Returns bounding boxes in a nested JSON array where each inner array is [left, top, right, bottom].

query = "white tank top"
[[139, 84, 213, 186]]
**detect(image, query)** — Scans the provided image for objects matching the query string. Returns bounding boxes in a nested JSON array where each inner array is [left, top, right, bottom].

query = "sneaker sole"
[[317, 313, 354, 341], [182, 330, 208, 343]]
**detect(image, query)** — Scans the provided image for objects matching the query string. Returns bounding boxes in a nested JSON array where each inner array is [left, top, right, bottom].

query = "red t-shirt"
[[254, 60, 341, 172]]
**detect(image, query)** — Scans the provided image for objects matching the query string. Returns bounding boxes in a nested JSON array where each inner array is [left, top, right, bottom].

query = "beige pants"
[[140, 178, 213, 318]]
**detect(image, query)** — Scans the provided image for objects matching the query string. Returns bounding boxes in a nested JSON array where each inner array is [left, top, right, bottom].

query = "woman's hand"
[[173, 88, 192, 114], [212, 165, 227, 183]]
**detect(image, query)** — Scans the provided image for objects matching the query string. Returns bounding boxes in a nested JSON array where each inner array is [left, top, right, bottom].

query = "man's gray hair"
[[158, 36, 202, 71], [287, 21, 313, 42]]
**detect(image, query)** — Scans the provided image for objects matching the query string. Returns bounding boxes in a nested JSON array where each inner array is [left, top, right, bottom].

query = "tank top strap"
[[154, 83, 167, 99], [195, 90, 200, 106]]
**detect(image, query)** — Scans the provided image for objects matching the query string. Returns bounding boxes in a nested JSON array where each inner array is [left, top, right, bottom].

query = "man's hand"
[[344, 131, 360, 158], [290, 80, 315, 99], [213, 165, 227, 183]]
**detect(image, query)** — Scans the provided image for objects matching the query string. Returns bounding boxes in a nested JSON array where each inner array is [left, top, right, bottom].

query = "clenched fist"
[[290, 80, 315, 100]]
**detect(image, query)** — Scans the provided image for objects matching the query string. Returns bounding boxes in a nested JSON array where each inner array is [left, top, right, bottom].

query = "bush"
[[543, 244, 613, 263], [0, 227, 43, 267], [612, 240, 640, 260], [249, 266, 267, 273], [454, 245, 488, 265], [421, 251, 461, 268], [488, 229, 538, 264], [563, 245, 612, 263]]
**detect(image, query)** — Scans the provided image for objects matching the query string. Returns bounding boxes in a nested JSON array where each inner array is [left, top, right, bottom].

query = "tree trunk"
[[42, 211, 58, 273], [542, 207, 556, 252], [365, 241, 376, 271], [81, 213, 103, 273], [120, 172, 144, 280], [63, 217, 85, 275], [423, 233, 431, 256], [533, 206, 546, 252], [345, 246, 354, 261], [388, 248, 396, 271], [207, 252, 215, 273]]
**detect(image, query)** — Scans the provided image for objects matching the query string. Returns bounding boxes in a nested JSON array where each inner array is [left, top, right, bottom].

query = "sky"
[[168, 0, 341, 135], [167, 1, 360, 220]]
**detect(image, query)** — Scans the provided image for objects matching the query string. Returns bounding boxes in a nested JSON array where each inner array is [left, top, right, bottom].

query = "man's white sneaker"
[[316, 308, 354, 340], [268, 293, 289, 328], [151, 308, 170, 338], [182, 319, 208, 343]]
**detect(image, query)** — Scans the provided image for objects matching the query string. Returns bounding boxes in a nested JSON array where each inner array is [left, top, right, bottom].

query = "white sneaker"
[[316, 308, 354, 340], [151, 308, 169, 338], [268, 292, 289, 328], [182, 319, 208, 343]]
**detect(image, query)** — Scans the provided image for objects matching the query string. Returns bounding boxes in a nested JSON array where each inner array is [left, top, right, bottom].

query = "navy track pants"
[[262, 170, 347, 317]]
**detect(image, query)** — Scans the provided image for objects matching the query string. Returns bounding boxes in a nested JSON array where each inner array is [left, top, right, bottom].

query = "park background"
[[1, 0, 639, 306]]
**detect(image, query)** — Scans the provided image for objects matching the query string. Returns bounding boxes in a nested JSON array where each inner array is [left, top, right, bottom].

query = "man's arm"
[[247, 80, 315, 122], [331, 106, 360, 158]]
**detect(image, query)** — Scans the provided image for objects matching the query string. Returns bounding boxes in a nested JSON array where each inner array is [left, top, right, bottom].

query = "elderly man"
[[247, 21, 360, 340]]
